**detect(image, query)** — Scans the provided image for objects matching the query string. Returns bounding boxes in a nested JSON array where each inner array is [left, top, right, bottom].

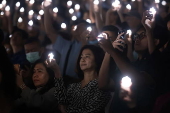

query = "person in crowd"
[[10, 26, 28, 66], [0, 29, 17, 113], [14, 59, 59, 113], [98, 24, 158, 112], [47, 45, 111, 113], [44, 1, 90, 79]]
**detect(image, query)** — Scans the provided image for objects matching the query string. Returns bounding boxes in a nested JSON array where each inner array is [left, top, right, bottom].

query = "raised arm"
[[98, 53, 115, 91], [44, 2, 58, 44]]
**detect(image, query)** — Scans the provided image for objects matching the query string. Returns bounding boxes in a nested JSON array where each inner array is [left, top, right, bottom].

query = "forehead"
[[82, 49, 93, 55], [34, 63, 45, 69]]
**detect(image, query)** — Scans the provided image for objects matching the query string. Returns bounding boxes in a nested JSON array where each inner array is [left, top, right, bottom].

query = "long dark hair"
[[76, 45, 104, 79], [31, 59, 55, 94]]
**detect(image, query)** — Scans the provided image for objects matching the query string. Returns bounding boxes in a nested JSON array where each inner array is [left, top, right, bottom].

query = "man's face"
[[134, 29, 148, 52], [102, 31, 117, 42], [126, 16, 141, 30], [10, 31, 24, 46], [24, 42, 41, 54]]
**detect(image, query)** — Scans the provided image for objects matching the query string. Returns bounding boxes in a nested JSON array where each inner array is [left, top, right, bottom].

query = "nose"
[[80, 57, 85, 62], [33, 73, 39, 79]]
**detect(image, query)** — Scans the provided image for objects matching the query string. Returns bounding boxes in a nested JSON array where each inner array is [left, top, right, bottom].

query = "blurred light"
[[16, 2, 20, 7], [112, 0, 120, 7], [102, 0, 106, 1], [93, 0, 99, 5], [149, 7, 156, 14], [46, 0, 52, 2], [53, 7, 58, 13], [121, 76, 132, 88], [0, 4, 3, 9], [126, 4, 131, 10], [39, 10, 44, 15], [86, 19, 91, 23], [69, 8, 74, 14], [29, 0, 35, 5], [2, 0, 6, 6], [29, 10, 34, 15], [155, 0, 160, 3], [48, 53, 54, 61], [162, 1, 167, 6], [87, 27, 92, 32], [1, 11, 4, 15], [97, 34, 104, 41], [20, 7, 24, 12], [28, 20, 33, 26], [75, 4, 80, 10], [5, 5, 10, 11], [73, 25, 77, 31], [72, 16, 77, 21], [61, 23, 67, 29], [41, 2, 44, 6], [67, 0, 72, 7], [127, 29, 132, 36], [18, 17, 23, 23], [37, 15, 41, 20], [132, 0, 135, 1], [9, 34, 12, 38]]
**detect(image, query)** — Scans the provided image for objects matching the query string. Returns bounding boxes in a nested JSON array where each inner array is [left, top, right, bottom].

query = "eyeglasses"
[[133, 32, 146, 41]]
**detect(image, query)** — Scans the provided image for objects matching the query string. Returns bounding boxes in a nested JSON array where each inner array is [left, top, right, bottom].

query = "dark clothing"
[[11, 49, 27, 66]]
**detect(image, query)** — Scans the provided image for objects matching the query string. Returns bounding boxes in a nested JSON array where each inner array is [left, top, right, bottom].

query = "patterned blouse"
[[54, 78, 111, 113]]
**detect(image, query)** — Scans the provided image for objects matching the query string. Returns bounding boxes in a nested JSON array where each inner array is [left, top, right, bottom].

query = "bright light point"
[[18, 17, 23, 23], [48, 53, 54, 61], [72, 16, 77, 21], [16, 2, 20, 7], [73, 25, 77, 31], [37, 15, 41, 20], [28, 20, 33, 26], [53, 7, 58, 13], [46, 0, 52, 2], [1, 11, 4, 15], [126, 4, 131, 10], [127, 30, 132, 35], [75, 4, 80, 10], [67, 1, 72, 7], [102, 0, 106, 1], [39, 10, 44, 15], [2, 0, 6, 6], [162, 1, 167, 6], [5, 5, 10, 11], [61, 23, 66, 29], [121, 76, 132, 88], [0, 4, 2, 9], [9, 34, 12, 38], [87, 27, 92, 32], [149, 7, 156, 14], [155, 0, 160, 3], [69, 8, 74, 14], [97, 34, 104, 41], [41, 2, 44, 6], [20, 7, 24, 12], [29, 0, 35, 4], [29, 10, 34, 15], [93, 0, 99, 5], [132, 0, 135, 1], [86, 19, 91, 23], [112, 0, 120, 7]]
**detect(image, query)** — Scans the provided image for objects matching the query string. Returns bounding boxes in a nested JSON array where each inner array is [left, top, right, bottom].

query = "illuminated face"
[[134, 29, 148, 52], [32, 63, 49, 88], [10, 31, 24, 46], [79, 49, 96, 72]]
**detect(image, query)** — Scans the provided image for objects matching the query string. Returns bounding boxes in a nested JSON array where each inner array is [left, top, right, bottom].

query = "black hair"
[[0, 29, 4, 44], [102, 25, 119, 35], [76, 45, 104, 79], [12, 26, 29, 40], [31, 59, 55, 94], [24, 37, 42, 47]]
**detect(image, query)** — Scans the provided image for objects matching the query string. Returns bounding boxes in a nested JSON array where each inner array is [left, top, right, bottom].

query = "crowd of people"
[[0, 0, 170, 113]]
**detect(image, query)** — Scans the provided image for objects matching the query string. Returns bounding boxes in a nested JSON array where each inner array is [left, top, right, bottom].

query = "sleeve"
[[52, 35, 71, 54], [54, 77, 76, 105], [67, 90, 111, 113], [20, 87, 57, 109]]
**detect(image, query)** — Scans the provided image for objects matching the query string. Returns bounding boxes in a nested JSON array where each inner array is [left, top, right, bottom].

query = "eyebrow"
[[34, 68, 43, 71]]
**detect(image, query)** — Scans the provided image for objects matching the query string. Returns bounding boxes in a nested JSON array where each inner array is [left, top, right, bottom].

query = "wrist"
[[20, 83, 27, 90]]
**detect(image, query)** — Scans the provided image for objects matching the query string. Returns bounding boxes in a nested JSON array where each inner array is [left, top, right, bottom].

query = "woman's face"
[[32, 63, 49, 88], [79, 49, 96, 72]]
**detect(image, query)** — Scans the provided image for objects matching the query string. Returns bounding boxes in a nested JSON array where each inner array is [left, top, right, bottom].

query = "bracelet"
[[20, 84, 26, 90]]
